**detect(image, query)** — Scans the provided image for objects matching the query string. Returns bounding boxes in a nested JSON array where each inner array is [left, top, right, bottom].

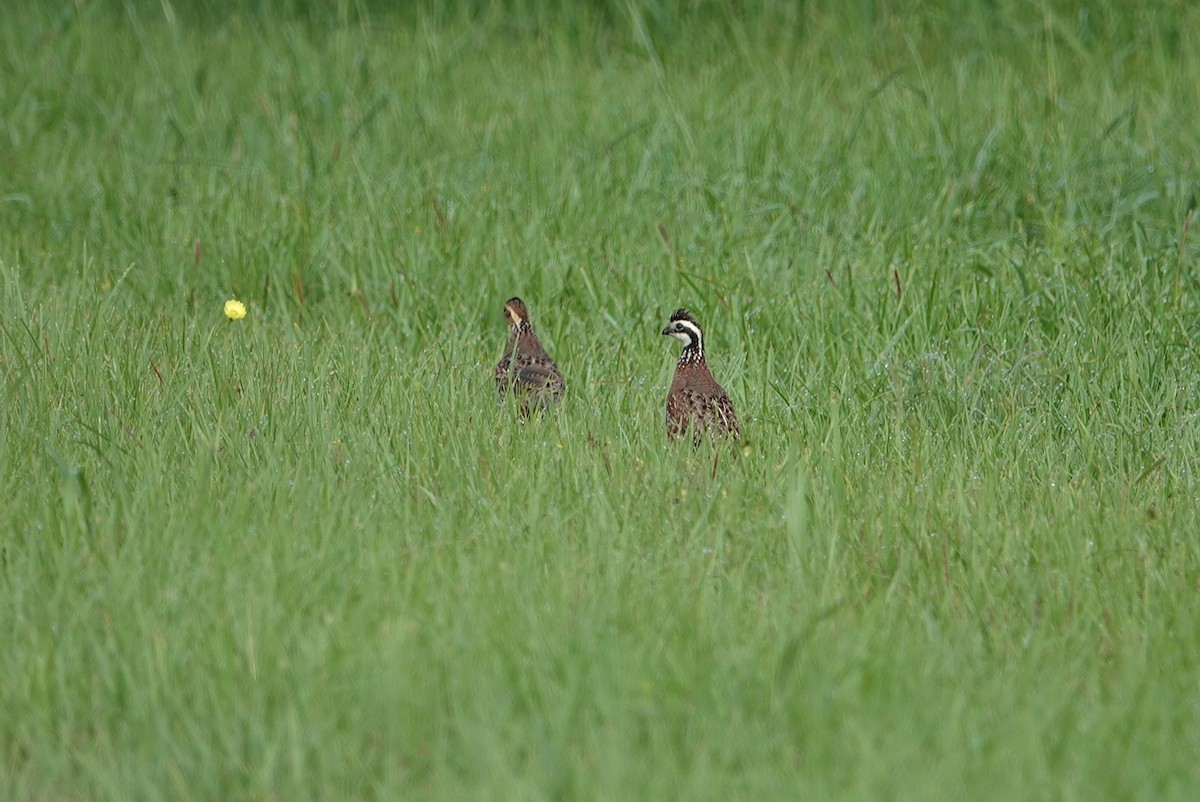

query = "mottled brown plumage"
[[662, 308, 740, 441], [495, 297, 564, 413]]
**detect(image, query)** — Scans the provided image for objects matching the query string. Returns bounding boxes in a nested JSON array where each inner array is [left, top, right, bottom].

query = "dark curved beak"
[[661, 326, 672, 336]]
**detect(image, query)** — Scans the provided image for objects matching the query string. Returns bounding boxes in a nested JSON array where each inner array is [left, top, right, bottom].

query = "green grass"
[[2, 1, 1199, 799]]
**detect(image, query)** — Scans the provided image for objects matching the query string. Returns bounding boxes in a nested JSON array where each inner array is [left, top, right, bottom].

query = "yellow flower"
[[224, 299, 247, 320]]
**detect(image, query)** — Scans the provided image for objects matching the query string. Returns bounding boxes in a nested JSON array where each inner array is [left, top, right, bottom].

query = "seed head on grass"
[[224, 299, 247, 320]]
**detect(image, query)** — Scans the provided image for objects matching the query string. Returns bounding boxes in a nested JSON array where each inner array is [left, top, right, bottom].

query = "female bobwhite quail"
[[495, 297, 565, 414], [661, 308, 740, 441]]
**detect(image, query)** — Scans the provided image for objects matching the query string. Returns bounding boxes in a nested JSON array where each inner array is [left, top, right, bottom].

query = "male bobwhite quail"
[[661, 308, 740, 441], [495, 297, 565, 414]]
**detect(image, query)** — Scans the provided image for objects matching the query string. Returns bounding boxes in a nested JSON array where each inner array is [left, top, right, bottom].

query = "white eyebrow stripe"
[[675, 319, 703, 344]]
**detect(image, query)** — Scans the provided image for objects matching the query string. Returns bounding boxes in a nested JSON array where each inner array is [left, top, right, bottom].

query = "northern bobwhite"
[[495, 297, 565, 413], [662, 308, 740, 441]]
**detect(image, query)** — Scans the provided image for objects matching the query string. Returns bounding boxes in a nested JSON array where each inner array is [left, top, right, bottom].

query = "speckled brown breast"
[[666, 360, 740, 441]]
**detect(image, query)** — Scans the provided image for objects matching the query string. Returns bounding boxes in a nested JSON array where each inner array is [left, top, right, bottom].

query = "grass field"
[[2, 1, 1199, 798]]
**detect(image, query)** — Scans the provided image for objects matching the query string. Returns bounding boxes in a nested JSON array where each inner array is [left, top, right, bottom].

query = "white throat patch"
[[670, 319, 703, 348]]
